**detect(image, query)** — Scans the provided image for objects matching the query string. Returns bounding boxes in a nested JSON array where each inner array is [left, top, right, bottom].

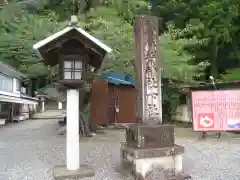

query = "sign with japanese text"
[[191, 90, 240, 131]]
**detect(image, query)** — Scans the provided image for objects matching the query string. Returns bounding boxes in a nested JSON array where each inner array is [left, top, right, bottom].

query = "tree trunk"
[[79, 91, 94, 136]]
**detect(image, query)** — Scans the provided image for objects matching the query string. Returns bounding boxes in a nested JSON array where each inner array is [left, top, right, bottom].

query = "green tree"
[[0, 3, 65, 77], [152, 0, 240, 81], [81, 4, 204, 83]]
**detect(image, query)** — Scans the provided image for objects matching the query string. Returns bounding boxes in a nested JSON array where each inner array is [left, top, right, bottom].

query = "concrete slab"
[[53, 164, 94, 180]]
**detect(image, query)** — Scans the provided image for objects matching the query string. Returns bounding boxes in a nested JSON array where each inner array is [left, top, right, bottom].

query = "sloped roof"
[[102, 73, 135, 86], [36, 84, 66, 102], [33, 26, 112, 61], [189, 81, 240, 91], [0, 61, 27, 79]]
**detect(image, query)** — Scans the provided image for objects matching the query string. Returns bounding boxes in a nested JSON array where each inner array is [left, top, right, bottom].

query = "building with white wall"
[[0, 61, 38, 125]]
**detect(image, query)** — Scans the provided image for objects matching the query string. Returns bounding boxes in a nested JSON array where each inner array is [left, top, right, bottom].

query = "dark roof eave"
[[0, 61, 28, 79]]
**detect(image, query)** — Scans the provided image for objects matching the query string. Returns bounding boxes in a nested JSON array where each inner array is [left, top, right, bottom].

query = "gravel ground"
[[0, 120, 240, 180]]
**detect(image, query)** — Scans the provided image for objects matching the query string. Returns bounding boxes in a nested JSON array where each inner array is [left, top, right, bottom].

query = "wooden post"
[[41, 98, 45, 113], [58, 101, 63, 110]]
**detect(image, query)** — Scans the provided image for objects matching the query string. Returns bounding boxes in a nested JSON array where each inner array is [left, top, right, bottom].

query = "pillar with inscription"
[[120, 15, 191, 180]]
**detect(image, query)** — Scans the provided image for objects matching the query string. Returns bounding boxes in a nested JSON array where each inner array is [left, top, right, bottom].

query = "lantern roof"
[[33, 26, 112, 54], [33, 16, 112, 68]]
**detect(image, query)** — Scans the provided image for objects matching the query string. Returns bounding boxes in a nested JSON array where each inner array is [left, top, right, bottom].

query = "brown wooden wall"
[[91, 79, 136, 125], [115, 85, 136, 124], [91, 79, 108, 125]]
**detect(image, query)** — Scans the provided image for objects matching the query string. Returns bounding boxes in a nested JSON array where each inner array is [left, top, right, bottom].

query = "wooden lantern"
[[33, 15, 112, 90], [58, 53, 90, 88], [33, 15, 112, 174]]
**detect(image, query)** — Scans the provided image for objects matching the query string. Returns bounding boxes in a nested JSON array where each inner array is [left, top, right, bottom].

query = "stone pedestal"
[[53, 165, 94, 180], [121, 124, 191, 180]]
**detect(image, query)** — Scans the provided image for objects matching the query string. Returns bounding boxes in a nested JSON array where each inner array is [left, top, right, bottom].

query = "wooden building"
[[0, 61, 38, 125], [91, 73, 136, 125], [173, 81, 240, 123]]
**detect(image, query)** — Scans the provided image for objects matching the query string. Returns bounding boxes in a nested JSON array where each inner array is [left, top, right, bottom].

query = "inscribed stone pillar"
[[134, 15, 162, 124], [121, 15, 190, 180]]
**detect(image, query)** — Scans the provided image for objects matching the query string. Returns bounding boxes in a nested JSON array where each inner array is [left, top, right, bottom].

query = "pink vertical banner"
[[191, 90, 240, 131]]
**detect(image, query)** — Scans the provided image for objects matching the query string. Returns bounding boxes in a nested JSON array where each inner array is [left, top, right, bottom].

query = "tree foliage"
[[79, 2, 204, 83], [1, 0, 240, 123], [152, 0, 240, 80], [0, 2, 66, 77]]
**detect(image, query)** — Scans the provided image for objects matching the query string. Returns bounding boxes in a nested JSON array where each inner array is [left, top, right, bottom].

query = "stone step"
[[33, 110, 65, 119]]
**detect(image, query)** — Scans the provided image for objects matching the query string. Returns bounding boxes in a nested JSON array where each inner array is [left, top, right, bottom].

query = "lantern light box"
[[63, 60, 82, 80]]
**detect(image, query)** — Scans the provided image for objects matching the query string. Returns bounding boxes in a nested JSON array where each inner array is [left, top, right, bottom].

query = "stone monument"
[[120, 15, 191, 180]]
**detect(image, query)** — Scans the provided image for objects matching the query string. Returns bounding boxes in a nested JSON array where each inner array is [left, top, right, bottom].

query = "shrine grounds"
[[0, 119, 240, 180]]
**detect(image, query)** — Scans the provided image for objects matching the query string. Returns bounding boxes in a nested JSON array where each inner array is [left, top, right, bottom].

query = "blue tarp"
[[101, 73, 135, 86]]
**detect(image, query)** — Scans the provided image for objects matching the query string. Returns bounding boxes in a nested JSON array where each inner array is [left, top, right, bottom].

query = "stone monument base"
[[53, 165, 94, 180], [120, 143, 191, 180]]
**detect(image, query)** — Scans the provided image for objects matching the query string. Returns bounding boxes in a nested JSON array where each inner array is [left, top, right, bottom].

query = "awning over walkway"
[[0, 94, 38, 105]]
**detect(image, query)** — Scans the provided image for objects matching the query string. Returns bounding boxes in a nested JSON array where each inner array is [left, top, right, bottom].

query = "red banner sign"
[[191, 90, 240, 131]]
